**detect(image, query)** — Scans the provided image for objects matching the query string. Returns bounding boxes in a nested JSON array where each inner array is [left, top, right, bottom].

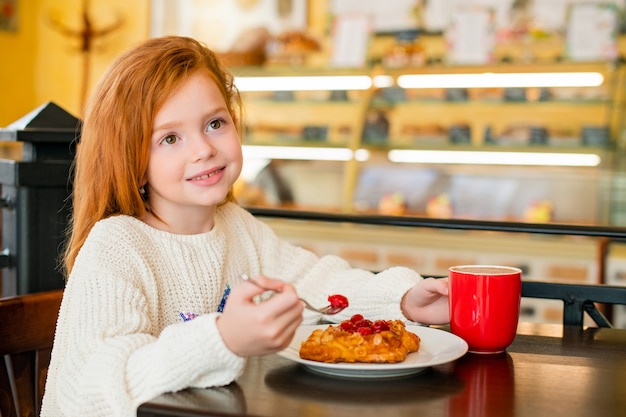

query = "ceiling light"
[[243, 145, 370, 161], [387, 150, 601, 167], [397, 72, 604, 89], [235, 76, 372, 92]]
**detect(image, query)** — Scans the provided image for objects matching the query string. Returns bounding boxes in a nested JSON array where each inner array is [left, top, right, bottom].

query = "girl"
[[41, 36, 449, 417]]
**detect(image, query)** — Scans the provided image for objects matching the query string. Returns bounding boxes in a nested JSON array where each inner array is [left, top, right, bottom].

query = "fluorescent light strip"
[[354, 149, 371, 161], [397, 72, 604, 89], [372, 75, 394, 88], [235, 72, 604, 91], [387, 150, 601, 167], [235, 75, 372, 92], [243, 145, 370, 161]]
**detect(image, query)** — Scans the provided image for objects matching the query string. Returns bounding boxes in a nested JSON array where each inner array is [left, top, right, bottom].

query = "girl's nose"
[[191, 135, 216, 160]]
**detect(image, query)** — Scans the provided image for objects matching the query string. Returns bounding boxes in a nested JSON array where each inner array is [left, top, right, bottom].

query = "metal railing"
[[247, 207, 626, 327]]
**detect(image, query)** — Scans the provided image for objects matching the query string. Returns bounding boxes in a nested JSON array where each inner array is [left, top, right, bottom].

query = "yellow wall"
[[0, 0, 150, 126], [0, 0, 37, 126]]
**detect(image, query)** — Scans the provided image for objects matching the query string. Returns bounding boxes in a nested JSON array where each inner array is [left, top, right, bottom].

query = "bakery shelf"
[[234, 61, 626, 227]]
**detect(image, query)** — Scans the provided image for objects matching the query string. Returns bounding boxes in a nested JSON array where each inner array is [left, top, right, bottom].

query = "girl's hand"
[[401, 277, 450, 325], [216, 275, 304, 357]]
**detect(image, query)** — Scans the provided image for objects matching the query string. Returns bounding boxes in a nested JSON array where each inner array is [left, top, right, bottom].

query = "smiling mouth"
[[189, 167, 224, 181]]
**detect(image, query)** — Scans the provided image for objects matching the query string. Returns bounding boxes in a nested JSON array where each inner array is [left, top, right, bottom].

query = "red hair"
[[63, 36, 242, 276]]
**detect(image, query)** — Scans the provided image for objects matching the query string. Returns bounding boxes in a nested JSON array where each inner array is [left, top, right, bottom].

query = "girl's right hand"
[[215, 275, 304, 357]]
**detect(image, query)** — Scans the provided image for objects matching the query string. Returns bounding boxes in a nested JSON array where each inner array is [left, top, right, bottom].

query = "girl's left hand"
[[400, 277, 450, 325]]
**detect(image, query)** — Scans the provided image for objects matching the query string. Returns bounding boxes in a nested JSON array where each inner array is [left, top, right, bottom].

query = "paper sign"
[[331, 13, 372, 68], [566, 3, 619, 61], [446, 6, 496, 65]]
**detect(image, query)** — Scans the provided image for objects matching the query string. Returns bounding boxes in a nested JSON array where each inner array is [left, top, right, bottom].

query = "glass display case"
[[234, 61, 626, 227]]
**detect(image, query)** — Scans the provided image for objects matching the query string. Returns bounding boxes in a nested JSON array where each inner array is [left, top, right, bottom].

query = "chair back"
[[0, 289, 63, 417], [521, 281, 626, 327]]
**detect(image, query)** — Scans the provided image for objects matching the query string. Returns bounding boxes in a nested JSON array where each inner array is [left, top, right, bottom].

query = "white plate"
[[278, 324, 468, 379]]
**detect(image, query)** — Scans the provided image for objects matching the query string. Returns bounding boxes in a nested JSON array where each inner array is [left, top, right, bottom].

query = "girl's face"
[[145, 69, 242, 229]]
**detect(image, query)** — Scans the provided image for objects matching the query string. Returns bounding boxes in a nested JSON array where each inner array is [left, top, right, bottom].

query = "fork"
[[240, 273, 346, 315]]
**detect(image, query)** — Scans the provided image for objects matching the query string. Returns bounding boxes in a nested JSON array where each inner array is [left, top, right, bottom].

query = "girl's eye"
[[162, 135, 179, 145], [207, 119, 224, 131]]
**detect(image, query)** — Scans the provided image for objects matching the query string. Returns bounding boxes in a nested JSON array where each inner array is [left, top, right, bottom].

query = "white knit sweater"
[[40, 203, 421, 417]]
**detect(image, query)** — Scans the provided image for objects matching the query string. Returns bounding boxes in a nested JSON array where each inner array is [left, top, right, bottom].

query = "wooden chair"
[[0, 289, 63, 417]]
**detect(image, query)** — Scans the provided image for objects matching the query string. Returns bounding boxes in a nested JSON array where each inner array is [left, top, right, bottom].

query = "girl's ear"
[[139, 177, 147, 191]]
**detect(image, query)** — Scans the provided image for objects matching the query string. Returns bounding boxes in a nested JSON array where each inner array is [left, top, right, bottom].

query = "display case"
[[234, 61, 626, 227]]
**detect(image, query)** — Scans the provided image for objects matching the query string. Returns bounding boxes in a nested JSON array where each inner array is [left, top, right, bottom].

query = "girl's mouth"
[[189, 167, 224, 181]]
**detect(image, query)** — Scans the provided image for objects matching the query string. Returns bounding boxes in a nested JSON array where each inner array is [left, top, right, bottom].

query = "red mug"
[[449, 265, 522, 354]]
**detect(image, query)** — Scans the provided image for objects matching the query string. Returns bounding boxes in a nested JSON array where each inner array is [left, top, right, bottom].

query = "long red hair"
[[63, 36, 242, 276]]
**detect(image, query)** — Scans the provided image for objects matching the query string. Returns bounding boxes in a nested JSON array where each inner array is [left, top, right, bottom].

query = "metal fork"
[[240, 273, 345, 315]]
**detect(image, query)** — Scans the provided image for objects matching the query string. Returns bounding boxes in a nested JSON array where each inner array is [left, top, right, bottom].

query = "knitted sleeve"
[[222, 204, 423, 323], [42, 218, 245, 417]]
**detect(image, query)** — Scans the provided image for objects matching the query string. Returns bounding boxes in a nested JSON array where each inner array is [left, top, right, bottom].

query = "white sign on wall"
[[446, 6, 496, 64], [565, 2, 619, 61]]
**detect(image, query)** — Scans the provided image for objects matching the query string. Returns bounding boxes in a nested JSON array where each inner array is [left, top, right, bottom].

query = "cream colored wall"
[[0, 0, 150, 126], [36, 0, 151, 119]]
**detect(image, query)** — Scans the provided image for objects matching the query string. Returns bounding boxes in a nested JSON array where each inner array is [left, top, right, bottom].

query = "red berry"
[[350, 314, 364, 323], [355, 319, 373, 328], [328, 294, 349, 308], [339, 321, 355, 332], [372, 320, 390, 333], [357, 326, 373, 335]]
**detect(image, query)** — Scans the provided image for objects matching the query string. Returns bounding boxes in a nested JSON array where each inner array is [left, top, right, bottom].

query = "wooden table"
[[138, 323, 626, 417]]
